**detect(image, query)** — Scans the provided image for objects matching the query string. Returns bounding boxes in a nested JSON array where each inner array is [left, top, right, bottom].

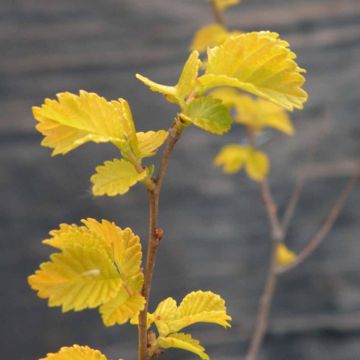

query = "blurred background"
[[1, 0, 360, 359]]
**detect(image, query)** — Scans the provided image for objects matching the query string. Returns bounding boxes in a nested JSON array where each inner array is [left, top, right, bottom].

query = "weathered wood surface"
[[1, 0, 360, 359]]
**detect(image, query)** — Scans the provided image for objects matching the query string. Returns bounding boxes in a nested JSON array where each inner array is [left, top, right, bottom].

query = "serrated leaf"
[[172, 291, 232, 332], [136, 130, 168, 158], [180, 96, 232, 134], [212, 0, 241, 10], [40, 345, 108, 360], [191, 24, 230, 53], [33, 91, 132, 155], [136, 51, 201, 106], [214, 144, 249, 174], [276, 243, 297, 266], [28, 242, 122, 312], [198, 32, 308, 111], [100, 285, 145, 326], [30, 219, 144, 318], [245, 148, 269, 181], [158, 333, 209, 360], [91, 159, 147, 196], [212, 89, 293, 135], [152, 297, 180, 336]]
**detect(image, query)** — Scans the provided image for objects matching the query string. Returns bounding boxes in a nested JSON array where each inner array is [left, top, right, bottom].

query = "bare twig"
[[245, 177, 283, 360], [138, 118, 185, 360], [282, 112, 331, 233], [277, 162, 360, 274], [246, 244, 277, 360], [281, 143, 317, 234]]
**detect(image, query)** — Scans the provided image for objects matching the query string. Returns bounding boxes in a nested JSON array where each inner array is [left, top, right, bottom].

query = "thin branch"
[[281, 112, 331, 234], [210, 0, 225, 25], [259, 179, 284, 242], [277, 162, 360, 274], [281, 142, 316, 234], [246, 245, 278, 360], [138, 118, 185, 360]]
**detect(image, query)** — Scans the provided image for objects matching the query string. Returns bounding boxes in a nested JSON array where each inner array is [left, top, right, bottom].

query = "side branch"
[[210, 0, 225, 25], [277, 162, 360, 274]]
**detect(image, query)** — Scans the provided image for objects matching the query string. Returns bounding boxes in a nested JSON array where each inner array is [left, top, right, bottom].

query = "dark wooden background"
[[1, 0, 360, 359]]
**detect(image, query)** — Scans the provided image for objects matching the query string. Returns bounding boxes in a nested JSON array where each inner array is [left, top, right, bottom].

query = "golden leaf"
[[91, 159, 147, 197], [198, 32, 308, 111], [40, 345, 108, 360], [158, 333, 209, 360], [276, 243, 297, 266]]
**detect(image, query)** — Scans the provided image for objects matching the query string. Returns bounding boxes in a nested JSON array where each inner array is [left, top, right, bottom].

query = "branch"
[[246, 245, 277, 360], [277, 162, 360, 274], [138, 118, 185, 360]]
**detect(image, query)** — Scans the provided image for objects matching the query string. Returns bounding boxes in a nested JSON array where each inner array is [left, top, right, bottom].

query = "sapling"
[[28, 1, 360, 359]]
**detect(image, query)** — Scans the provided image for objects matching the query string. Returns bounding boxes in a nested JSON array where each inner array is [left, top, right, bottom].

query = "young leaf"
[[136, 130, 169, 158], [212, 0, 241, 10], [198, 32, 308, 111], [152, 297, 180, 336], [33, 91, 130, 155], [29, 219, 144, 318], [136, 51, 201, 106], [172, 290, 232, 332], [214, 144, 249, 174], [191, 24, 230, 53], [158, 333, 209, 360], [28, 242, 122, 312], [99, 284, 145, 326], [215, 145, 269, 181], [212, 90, 294, 135], [91, 159, 147, 197], [180, 96, 232, 135], [40, 345, 108, 360], [276, 243, 297, 266], [245, 148, 269, 181]]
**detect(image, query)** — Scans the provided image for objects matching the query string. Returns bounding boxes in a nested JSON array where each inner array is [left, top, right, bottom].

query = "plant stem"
[[210, 0, 225, 25], [246, 177, 283, 360], [138, 118, 185, 360], [277, 162, 360, 274], [246, 244, 277, 360]]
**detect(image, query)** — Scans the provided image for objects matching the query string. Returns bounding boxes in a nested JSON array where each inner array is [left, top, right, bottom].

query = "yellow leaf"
[[276, 243, 297, 266], [176, 51, 202, 101], [214, 144, 249, 174], [33, 91, 131, 155], [172, 290, 232, 332], [136, 51, 201, 106], [245, 148, 269, 181], [191, 24, 229, 53], [212, 89, 293, 135], [152, 297, 180, 336], [198, 32, 308, 111], [91, 159, 147, 196], [100, 285, 145, 326], [30, 219, 144, 317], [180, 96, 232, 135], [158, 333, 209, 360], [40, 345, 108, 360], [28, 242, 122, 312], [215, 145, 269, 181], [136, 130, 168, 158], [212, 0, 241, 10]]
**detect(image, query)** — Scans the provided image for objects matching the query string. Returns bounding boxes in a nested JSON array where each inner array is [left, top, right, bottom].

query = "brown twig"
[[138, 118, 184, 360], [246, 245, 278, 360], [277, 162, 360, 274], [245, 177, 283, 360]]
